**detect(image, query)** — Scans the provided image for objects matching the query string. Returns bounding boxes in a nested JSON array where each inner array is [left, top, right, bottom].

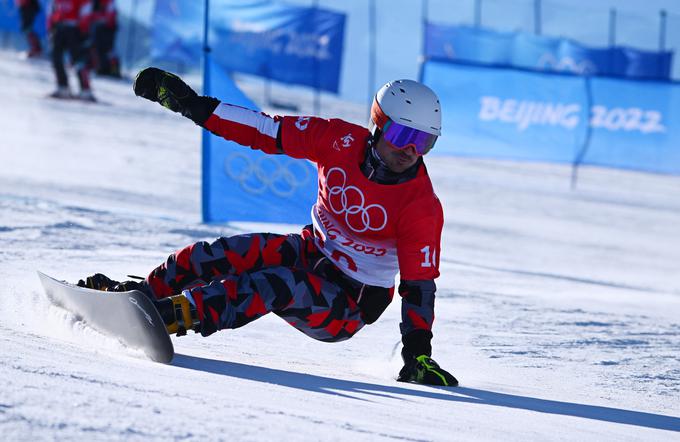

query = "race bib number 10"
[[420, 246, 437, 268]]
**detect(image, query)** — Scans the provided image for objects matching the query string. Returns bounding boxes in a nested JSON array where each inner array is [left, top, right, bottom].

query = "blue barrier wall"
[[150, 0, 203, 67], [425, 23, 673, 80], [150, 0, 331, 223], [203, 62, 317, 224], [423, 61, 587, 163], [153, 0, 345, 93], [584, 77, 680, 173], [423, 61, 680, 174], [0, 1, 19, 33]]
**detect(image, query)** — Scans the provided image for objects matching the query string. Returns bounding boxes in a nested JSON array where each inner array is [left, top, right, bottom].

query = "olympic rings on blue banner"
[[224, 152, 312, 198]]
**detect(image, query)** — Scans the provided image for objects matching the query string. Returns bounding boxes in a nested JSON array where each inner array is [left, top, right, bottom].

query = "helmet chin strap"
[[361, 136, 422, 185], [367, 135, 387, 166]]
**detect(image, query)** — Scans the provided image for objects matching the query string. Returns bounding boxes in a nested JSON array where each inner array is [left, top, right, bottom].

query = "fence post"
[[608, 8, 617, 47], [659, 9, 667, 51], [201, 0, 212, 222], [202, 0, 211, 96], [571, 75, 593, 190], [313, 0, 321, 116], [474, 0, 482, 28], [418, 0, 429, 82], [367, 0, 376, 118]]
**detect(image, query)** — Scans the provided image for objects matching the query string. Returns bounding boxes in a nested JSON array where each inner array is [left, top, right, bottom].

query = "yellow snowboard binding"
[[155, 294, 200, 336]]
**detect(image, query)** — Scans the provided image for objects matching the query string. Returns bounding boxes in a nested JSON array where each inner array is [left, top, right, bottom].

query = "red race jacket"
[[204, 104, 443, 289], [48, 0, 93, 33]]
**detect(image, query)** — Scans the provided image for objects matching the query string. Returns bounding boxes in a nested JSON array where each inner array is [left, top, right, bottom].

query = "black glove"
[[133, 67, 218, 125], [397, 354, 458, 387]]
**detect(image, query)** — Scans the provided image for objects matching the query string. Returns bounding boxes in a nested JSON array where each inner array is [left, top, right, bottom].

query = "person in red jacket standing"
[[90, 0, 119, 77], [15, 0, 42, 58], [79, 67, 458, 387], [48, 0, 95, 100]]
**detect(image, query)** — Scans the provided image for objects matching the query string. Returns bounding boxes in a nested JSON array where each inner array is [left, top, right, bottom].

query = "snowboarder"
[[48, 0, 95, 100], [79, 67, 457, 387], [15, 0, 42, 58]]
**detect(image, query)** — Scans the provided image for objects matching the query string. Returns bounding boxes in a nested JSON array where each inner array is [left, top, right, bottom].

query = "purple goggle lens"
[[382, 120, 438, 155]]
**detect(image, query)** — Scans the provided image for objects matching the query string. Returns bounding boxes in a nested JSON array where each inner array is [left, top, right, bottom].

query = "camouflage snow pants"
[[145, 226, 394, 342]]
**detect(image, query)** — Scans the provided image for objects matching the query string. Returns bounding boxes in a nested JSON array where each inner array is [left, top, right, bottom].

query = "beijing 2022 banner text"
[[423, 61, 680, 175]]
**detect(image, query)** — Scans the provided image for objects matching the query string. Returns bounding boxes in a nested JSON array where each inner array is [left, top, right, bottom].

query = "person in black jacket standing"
[[16, 0, 42, 58], [48, 0, 95, 101]]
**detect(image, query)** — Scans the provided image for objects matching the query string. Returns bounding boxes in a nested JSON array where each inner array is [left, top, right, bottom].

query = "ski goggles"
[[382, 119, 438, 155]]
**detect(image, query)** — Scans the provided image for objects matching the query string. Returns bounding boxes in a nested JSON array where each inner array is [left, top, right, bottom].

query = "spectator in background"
[[16, 0, 42, 58], [48, 0, 95, 101], [90, 0, 120, 78]]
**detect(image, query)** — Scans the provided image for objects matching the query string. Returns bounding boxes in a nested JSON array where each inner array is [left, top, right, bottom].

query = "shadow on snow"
[[173, 354, 679, 432], [441, 258, 667, 295]]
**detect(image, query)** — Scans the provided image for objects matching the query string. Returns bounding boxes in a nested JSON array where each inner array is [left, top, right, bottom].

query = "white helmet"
[[370, 79, 442, 137]]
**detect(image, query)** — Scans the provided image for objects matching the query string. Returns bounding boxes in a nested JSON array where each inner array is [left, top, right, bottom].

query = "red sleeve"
[[203, 102, 283, 155], [203, 103, 362, 164], [397, 195, 444, 280], [279, 116, 335, 163]]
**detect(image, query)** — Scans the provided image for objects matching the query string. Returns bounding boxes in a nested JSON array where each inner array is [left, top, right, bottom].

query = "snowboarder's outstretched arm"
[[133, 67, 282, 154], [133, 67, 333, 160]]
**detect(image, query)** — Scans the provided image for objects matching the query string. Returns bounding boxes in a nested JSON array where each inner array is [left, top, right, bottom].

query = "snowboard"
[[37, 271, 174, 363]]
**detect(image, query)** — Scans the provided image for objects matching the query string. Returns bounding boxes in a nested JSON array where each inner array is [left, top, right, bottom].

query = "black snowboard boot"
[[77, 273, 119, 291], [77, 273, 151, 297]]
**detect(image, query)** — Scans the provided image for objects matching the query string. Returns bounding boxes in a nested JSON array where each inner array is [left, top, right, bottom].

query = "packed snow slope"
[[1, 51, 679, 441]]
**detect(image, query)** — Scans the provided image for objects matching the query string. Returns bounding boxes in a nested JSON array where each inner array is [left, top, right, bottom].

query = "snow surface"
[[1, 50, 680, 441]]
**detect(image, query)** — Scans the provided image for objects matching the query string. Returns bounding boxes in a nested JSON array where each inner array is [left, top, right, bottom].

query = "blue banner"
[[0, 0, 19, 33], [425, 23, 673, 80], [153, 0, 346, 93], [150, 0, 204, 67], [583, 77, 680, 173], [423, 61, 680, 175], [203, 62, 317, 224]]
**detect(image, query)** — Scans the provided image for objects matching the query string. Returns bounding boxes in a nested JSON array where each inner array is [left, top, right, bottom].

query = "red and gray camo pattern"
[[144, 225, 435, 351], [145, 226, 373, 342]]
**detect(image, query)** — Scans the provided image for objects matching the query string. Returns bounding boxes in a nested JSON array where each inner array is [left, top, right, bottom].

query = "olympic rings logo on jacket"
[[325, 167, 388, 233]]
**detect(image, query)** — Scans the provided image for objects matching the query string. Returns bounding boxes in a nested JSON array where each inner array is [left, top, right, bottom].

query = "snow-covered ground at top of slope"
[[0, 50, 679, 441]]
